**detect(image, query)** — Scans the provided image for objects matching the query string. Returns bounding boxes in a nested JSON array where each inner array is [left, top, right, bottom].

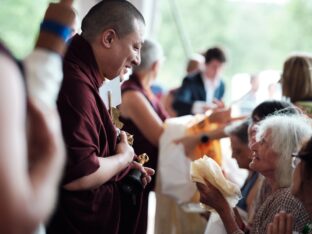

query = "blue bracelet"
[[40, 20, 72, 42]]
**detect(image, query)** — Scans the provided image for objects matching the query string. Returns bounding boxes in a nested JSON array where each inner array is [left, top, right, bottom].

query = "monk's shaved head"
[[81, 0, 145, 41]]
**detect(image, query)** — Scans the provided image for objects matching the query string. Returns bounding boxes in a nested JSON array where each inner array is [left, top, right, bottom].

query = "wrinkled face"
[[204, 59, 224, 80], [106, 19, 145, 80], [249, 129, 279, 176], [230, 135, 252, 169]]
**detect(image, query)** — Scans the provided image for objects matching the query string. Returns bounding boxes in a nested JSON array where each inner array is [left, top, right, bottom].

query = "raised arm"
[[196, 181, 243, 234], [0, 53, 65, 233]]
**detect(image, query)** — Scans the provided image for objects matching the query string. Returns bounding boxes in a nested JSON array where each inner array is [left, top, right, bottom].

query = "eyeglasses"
[[291, 153, 301, 169], [291, 152, 311, 168]]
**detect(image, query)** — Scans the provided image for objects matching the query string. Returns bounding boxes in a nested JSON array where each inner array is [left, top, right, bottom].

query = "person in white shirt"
[[172, 47, 227, 116]]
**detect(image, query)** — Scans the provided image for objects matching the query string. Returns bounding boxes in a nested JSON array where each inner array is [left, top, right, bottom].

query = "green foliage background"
[[0, 0, 53, 58], [0, 0, 311, 94], [154, 0, 312, 92]]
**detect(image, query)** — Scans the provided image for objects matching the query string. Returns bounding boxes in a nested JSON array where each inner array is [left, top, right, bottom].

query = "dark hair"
[[298, 137, 312, 178], [281, 56, 312, 102], [81, 0, 145, 41], [204, 47, 226, 64], [227, 120, 250, 145], [251, 100, 300, 123]]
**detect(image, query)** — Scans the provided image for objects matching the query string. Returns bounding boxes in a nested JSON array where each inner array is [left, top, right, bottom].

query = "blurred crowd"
[[1, 1, 312, 234]]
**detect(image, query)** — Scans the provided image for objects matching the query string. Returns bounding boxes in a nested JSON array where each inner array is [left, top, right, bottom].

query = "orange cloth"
[[187, 115, 222, 165]]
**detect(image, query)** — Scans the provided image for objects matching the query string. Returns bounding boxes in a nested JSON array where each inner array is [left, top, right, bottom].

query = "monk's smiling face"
[[102, 18, 145, 80]]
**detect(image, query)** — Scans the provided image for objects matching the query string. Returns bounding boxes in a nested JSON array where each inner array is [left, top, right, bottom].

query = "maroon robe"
[[47, 35, 141, 234], [121, 75, 169, 234]]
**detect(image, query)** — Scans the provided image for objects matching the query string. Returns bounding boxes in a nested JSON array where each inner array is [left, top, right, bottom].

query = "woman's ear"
[[100, 29, 117, 48], [151, 61, 161, 75]]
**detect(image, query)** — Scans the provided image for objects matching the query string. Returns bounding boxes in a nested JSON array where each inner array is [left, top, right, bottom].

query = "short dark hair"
[[81, 0, 145, 41], [251, 100, 300, 123], [204, 47, 226, 64], [226, 120, 249, 145]]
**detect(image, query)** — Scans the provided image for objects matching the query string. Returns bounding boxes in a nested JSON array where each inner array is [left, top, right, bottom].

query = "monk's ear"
[[100, 29, 117, 48]]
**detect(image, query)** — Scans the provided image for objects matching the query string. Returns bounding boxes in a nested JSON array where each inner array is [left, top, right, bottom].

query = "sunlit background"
[[0, 0, 311, 103], [0, 1, 310, 233]]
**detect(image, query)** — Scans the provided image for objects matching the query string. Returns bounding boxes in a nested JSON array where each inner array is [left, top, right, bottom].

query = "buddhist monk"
[[46, 1, 154, 234]]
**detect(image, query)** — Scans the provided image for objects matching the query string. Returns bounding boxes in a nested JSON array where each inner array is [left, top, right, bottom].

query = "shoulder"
[[122, 90, 147, 107], [0, 52, 22, 78], [0, 53, 26, 126], [121, 90, 154, 119], [272, 188, 303, 210], [183, 72, 201, 82], [181, 72, 202, 88], [0, 53, 24, 97], [58, 75, 97, 116], [121, 79, 141, 93]]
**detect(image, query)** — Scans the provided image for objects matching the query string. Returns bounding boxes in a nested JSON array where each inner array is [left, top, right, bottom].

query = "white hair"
[[189, 53, 205, 63], [133, 39, 164, 72], [256, 114, 312, 187]]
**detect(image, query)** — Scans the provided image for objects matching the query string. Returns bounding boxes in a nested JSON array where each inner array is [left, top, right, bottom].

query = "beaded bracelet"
[[40, 20, 73, 42]]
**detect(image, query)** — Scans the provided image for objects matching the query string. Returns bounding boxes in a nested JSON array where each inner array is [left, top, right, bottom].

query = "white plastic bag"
[[158, 116, 197, 204]]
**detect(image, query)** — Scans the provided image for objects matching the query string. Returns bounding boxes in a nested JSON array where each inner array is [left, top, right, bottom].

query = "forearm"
[[64, 153, 131, 190], [203, 127, 227, 140], [25, 1, 75, 108], [24, 50, 63, 108], [218, 205, 243, 234], [28, 143, 65, 223]]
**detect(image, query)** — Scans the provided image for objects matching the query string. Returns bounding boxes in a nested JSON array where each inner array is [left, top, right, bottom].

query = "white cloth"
[[191, 101, 216, 114], [99, 77, 122, 110], [204, 213, 227, 234], [33, 224, 46, 234], [202, 74, 220, 103], [158, 115, 197, 204], [24, 49, 63, 108], [191, 156, 241, 210]]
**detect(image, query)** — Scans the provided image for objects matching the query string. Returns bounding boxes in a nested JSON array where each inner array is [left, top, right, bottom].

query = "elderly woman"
[[268, 136, 312, 234], [197, 114, 312, 234], [120, 39, 207, 234], [119, 39, 168, 234], [177, 100, 299, 158], [226, 120, 261, 224]]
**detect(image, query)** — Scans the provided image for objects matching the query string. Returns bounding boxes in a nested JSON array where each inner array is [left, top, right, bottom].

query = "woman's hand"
[[196, 179, 228, 212], [197, 180, 243, 234], [267, 211, 293, 234]]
